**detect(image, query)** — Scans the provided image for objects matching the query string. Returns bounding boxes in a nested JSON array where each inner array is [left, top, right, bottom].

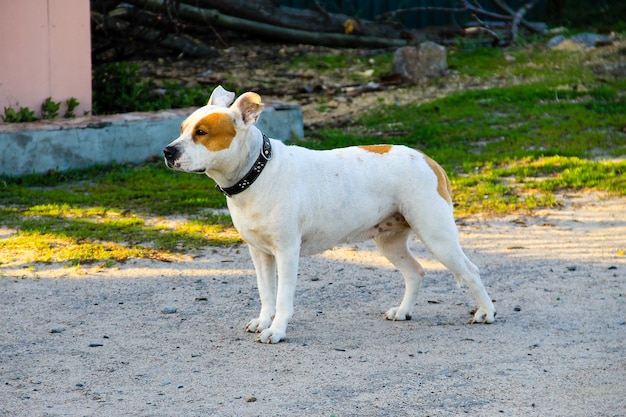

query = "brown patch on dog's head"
[[360, 145, 393, 154], [421, 152, 452, 205], [192, 112, 236, 151]]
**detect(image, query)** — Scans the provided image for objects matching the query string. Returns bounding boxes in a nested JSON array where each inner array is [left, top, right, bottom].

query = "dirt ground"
[[1, 191, 624, 416]]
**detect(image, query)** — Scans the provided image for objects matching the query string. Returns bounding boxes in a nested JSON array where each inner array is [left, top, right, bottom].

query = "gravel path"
[[1, 193, 624, 416]]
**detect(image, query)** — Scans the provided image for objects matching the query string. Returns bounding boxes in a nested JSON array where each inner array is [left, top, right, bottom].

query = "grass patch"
[[308, 83, 626, 162], [1, 161, 226, 215], [0, 161, 237, 267], [452, 156, 625, 215], [289, 50, 393, 80]]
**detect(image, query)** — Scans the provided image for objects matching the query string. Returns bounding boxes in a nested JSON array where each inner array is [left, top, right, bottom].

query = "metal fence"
[[277, 0, 579, 29]]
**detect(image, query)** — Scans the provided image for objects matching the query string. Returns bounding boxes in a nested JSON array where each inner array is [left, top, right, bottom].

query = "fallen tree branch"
[[176, 0, 405, 40], [382, 2, 511, 22], [510, 0, 537, 43], [492, 0, 546, 34], [378, 0, 547, 45], [127, 0, 409, 48], [92, 11, 218, 57]]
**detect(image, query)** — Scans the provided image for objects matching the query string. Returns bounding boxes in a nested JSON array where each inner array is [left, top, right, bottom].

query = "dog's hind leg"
[[375, 230, 426, 321], [245, 246, 277, 334], [408, 208, 496, 324]]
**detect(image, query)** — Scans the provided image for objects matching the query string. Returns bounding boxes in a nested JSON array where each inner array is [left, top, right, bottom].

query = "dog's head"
[[163, 86, 264, 174]]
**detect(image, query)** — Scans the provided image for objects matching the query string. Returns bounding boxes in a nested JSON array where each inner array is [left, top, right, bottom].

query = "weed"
[[2, 106, 37, 123], [2, 97, 82, 122], [41, 97, 61, 120], [65, 97, 80, 118]]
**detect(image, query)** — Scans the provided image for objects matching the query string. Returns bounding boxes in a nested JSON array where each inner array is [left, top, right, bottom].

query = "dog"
[[163, 86, 496, 343]]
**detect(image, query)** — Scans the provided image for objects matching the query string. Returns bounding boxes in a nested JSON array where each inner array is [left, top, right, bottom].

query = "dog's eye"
[[195, 129, 207, 136]]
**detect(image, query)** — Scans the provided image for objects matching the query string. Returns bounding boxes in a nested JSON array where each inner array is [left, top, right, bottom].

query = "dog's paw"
[[245, 317, 272, 333], [256, 327, 285, 344], [471, 307, 496, 324], [384, 307, 412, 321]]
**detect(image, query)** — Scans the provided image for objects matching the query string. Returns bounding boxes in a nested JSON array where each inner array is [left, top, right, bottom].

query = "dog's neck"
[[207, 127, 265, 191]]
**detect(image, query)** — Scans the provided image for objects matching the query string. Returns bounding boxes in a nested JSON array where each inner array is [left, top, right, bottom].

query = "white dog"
[[164, 86, 495, 343]]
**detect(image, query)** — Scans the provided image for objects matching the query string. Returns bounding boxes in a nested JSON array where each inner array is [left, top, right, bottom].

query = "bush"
[[92, 62, 210, 115]]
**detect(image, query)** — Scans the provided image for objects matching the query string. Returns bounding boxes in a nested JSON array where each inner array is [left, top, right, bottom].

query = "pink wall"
[[0, 0, 91, 119]]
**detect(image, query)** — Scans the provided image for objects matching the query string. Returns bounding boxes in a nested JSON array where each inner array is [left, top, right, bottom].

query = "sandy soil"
[[1, 191, 624, 416]]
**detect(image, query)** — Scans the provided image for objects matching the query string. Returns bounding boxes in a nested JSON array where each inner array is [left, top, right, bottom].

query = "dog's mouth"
[[164, 157, 205, 174], [163, 146, 206, 173]]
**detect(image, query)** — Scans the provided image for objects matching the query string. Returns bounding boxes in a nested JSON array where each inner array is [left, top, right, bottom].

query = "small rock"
[[566, 266, 577, 271], [244, 395, 257, 403], [161, 307, 178, 314], [392, 41, 447, 83], [88, 343, 104, 348], [514, 305, 522, 312], [50, 328, 63, 334]]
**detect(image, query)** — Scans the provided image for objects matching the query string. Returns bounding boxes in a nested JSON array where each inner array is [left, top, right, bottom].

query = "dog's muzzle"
[[163, 145, 179, 168]]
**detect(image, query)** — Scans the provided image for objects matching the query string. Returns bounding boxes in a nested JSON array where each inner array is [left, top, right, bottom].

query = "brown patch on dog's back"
[[420, 152, 452, 205], [192, 112, 236, 151], [360, 145, 392, 154]]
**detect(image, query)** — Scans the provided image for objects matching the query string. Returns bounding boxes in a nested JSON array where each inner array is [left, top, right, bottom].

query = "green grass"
[[3, 162, 226, 215], [310, 82, 626, 161], [301, 78, 625, 215], [0, 161, 237, 267], [289, 51, 394, 79], [1, 40, 625, 268]]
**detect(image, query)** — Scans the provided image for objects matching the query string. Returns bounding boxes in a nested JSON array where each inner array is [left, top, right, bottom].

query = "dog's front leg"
[[246, 246, 277, 334], [256, 246, 300, 344]]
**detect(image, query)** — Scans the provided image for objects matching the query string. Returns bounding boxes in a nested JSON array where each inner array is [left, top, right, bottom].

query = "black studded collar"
[[215, 133, 272, 198]]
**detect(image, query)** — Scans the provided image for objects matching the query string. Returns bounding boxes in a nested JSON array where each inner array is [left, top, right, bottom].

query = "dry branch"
[[92, 11, 218, 57]]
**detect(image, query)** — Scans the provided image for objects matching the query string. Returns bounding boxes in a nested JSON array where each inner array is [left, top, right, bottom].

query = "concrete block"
[[0, 102, 303, 176]]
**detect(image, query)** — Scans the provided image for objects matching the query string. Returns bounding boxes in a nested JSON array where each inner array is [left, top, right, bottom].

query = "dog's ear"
[[232, 92, 264, 126], [208, 85, 235, 107]]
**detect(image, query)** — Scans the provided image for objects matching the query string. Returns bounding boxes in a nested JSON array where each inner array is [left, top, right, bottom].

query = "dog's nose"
[[163, 145, 179, 161]]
